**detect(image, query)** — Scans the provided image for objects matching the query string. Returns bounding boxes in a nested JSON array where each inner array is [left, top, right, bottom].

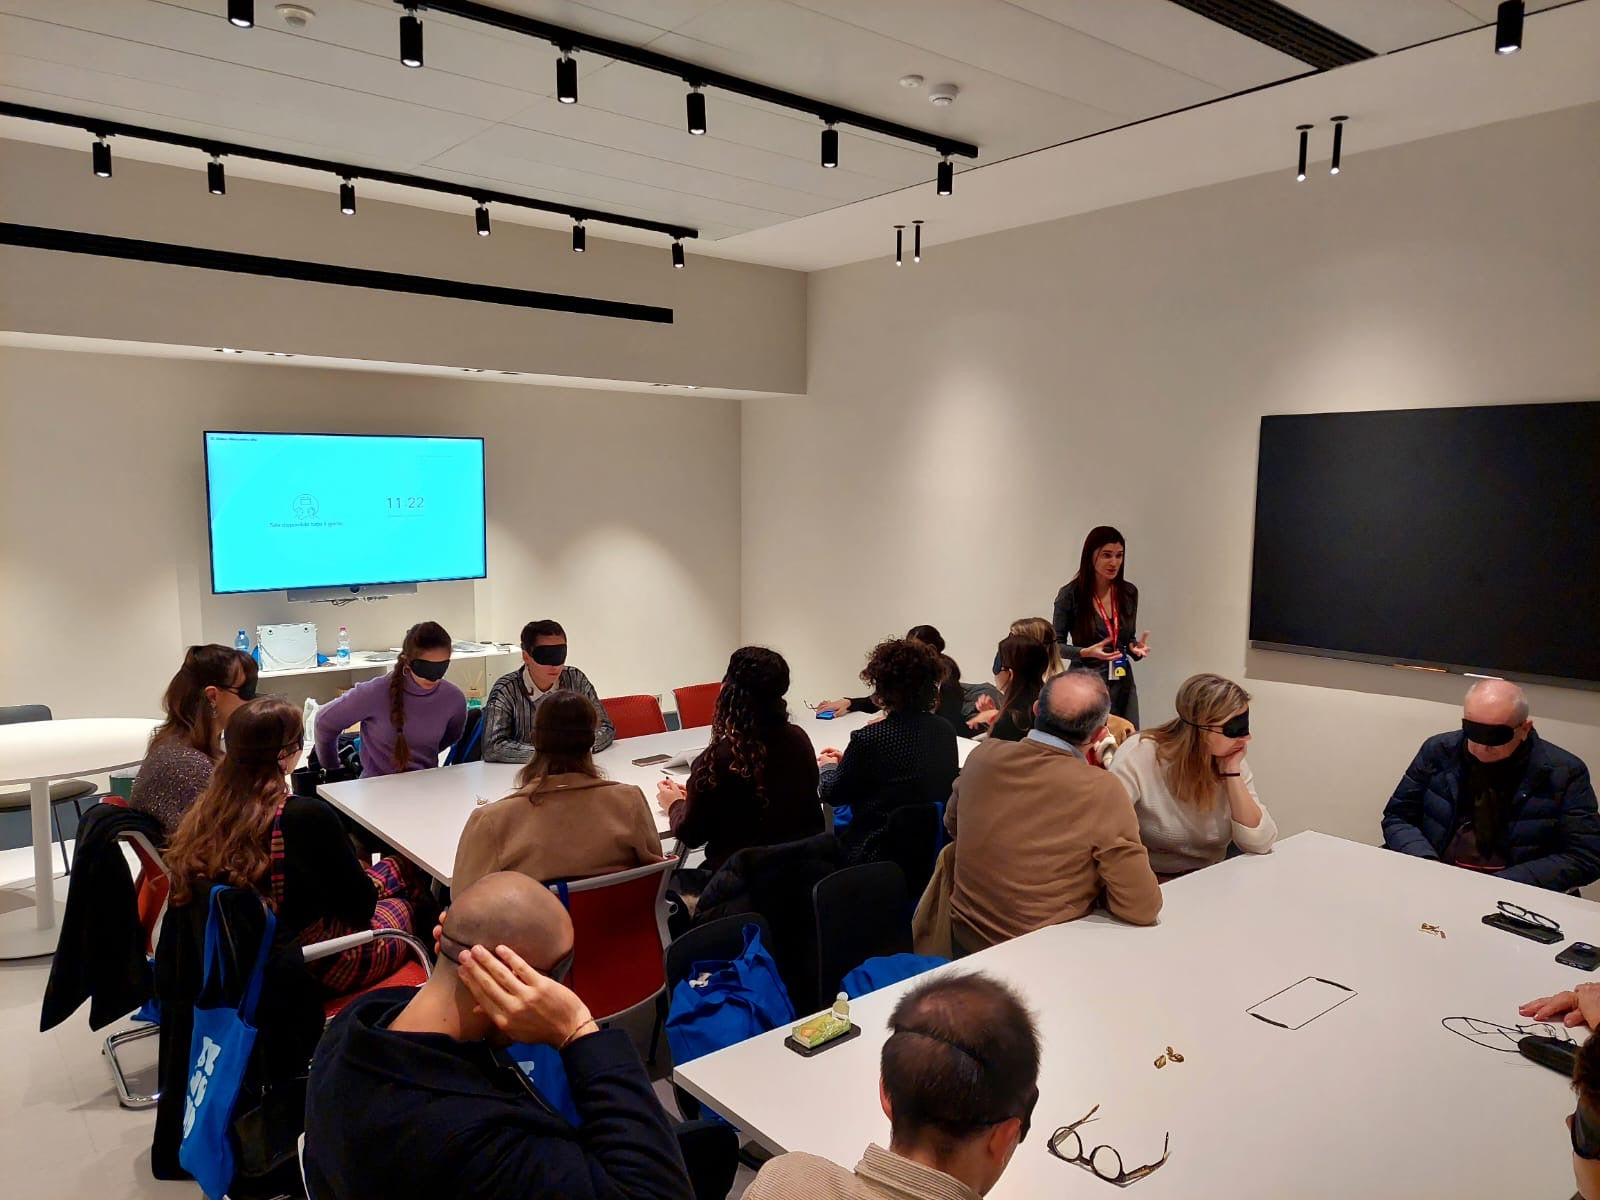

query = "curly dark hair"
[[690, 646, 791, 806], [862, 637, 942, 714]]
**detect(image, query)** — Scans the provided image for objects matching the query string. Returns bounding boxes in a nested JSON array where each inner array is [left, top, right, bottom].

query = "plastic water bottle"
[[337, 626, 351, 666], [235, 629, 250, 654]]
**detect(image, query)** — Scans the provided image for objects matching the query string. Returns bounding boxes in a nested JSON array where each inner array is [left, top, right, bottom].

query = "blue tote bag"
[[179, 886, 276, 1200], [665, 923, 794, 1070]]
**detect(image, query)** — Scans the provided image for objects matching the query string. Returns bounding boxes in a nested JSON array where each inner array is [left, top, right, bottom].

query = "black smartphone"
[[630, 753, 671, 767], [1557, 941, 1600, 971], [1482, 912, 1564, 944]]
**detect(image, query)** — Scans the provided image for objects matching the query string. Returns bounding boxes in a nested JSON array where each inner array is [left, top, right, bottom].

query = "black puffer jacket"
[[1381, 731, 1600, 893]]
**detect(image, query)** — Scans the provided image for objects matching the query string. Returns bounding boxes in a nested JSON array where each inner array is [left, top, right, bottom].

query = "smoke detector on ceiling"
[[927, 83, 960, 107], [898, 74, 924, 89], [275, 4, 316, 28]]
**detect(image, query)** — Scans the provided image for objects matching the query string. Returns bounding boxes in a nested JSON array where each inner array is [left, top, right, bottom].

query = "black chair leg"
[[648, 992, 667, 1067], [674, 1119, 739, 1200], [51, 801, 71, 876]]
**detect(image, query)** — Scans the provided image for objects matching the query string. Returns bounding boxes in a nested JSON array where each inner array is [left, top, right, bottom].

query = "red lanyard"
[[1094, 590, 1120, 649]]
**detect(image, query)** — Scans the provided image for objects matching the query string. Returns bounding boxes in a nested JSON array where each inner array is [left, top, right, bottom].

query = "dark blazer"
[[697, 831, 845, 1013], [1052, 579, 1141, 663], [1381, 730, 1600, 892], [304, 991, 692, 1200], [41, 802, 164, 1032]]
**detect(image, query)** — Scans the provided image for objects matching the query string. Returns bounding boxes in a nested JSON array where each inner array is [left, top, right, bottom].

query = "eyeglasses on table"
[[1047, 1104, 1170, 1187]]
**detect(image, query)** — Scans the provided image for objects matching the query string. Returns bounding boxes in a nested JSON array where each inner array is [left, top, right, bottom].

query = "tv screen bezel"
[[202, 430, 487, 595], [1246, 401, 1600, 693]]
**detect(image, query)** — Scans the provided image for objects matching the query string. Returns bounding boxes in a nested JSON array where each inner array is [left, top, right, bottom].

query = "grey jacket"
[[482, 666, 616, 762]]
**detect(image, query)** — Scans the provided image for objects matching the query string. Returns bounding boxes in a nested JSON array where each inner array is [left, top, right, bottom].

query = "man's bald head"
[[1465, 678, 1529, 725], [1034, 671, 1110, 746], [441, 872, 573, 976]]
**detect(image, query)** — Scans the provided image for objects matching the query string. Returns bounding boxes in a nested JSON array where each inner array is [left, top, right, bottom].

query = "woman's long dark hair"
[[151, 644, 258, 758], [691, 647, 790, 806], [165, 698, 302, 906], [390, 621, 451, 771], [1070, 525, 1131, 646], [512, 690, 599, 797], [996, 635, 1048, 733]]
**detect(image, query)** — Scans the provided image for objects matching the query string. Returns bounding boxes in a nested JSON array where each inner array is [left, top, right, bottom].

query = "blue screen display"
[[204, 432, 486, 593]]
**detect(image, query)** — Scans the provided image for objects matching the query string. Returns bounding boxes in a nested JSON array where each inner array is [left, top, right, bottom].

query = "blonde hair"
[[1142, 674, 1250, 810], [1009, 617, 1066, 678]]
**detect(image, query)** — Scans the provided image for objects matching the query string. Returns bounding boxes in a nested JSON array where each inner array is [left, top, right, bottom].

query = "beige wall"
[[742, 102, 1600, 848], [0, 139, 806, 395], [0, 348, 741, 717]]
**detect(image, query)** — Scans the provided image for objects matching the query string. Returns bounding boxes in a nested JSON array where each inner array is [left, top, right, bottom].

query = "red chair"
[[304, 929, 433, 1020], [673, 682, 723, 730], [600, 694, 669, 739], [557, 859, 675, 1038]]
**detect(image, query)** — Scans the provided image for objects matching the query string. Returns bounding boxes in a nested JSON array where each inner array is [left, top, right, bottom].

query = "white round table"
[[0, 717, 160, 959]]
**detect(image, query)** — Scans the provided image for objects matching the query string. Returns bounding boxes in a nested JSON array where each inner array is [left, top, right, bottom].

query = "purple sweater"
[[314, 671, 468, 777]]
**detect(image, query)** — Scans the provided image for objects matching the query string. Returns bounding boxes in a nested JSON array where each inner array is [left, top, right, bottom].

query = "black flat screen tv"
[[1248, 401, 1600, 690]]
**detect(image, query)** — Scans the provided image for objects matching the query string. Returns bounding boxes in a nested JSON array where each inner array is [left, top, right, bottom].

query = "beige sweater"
[[946, 736, 1162, 951], [1110, 733, 1277, 876], [452, 772, 663, 891]]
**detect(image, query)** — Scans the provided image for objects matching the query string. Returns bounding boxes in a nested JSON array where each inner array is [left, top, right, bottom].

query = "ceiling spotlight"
[[671, 239, 685, 269], [913, 219, 923, 263], [399, 5, 423, 68], [92, 136, 112, 179], [208, 154, 226, 195], [1329, 116, 1348, 175], [557, 49, 577, 103], [894, 224, 904, 266], [686, 85, 706, 135], [572, 221, 586, 252], [1295, 124, 1313, 182], [821, 122, 838, 168], [339, 177, 356, 214], [475, 203, 491, 237], [936, 155, 953, 196], [228, 0, 254, 28], [1496, 1, 1523, 54]]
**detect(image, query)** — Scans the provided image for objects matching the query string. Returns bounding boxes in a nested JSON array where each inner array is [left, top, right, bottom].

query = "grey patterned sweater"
[[482, 666, 616, 762]]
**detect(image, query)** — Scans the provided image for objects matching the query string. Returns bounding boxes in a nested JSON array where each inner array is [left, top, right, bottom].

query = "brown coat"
[[452, 773, 663, 891], [946, 736, 1161, 951]]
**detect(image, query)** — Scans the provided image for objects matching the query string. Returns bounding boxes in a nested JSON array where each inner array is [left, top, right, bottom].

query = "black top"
[[671, 722, 824, 873], [820, 711, 959, 864], [1052, 580, 1141, 664], [304, 990, 692, 1200], [987, 706, 1031, 743], [274, 796, 379, 940]]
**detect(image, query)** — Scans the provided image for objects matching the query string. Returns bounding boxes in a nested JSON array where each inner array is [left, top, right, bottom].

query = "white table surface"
[[674, 831, 1597, 1199], [0, 716, 160, 958], [318, 711, 977, 887]]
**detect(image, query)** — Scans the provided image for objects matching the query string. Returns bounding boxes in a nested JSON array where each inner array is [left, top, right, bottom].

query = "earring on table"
[[1153, 1053, 1167, 1069], [1166, 1046, 1184, 1063]]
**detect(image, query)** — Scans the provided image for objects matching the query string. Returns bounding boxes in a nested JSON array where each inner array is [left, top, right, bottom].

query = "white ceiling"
[[0, 0, 1568, 244], [0, 0, 1589, 265]]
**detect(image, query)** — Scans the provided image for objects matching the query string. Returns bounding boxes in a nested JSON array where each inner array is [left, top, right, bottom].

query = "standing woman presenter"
[[1051, 525, 1150, 726]]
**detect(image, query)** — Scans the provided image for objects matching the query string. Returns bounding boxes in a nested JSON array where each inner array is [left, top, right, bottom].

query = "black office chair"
[[661, 913, 774, 1120], [879, 802, 941, 902], [813, 862, 911, 1006], [0, 704, 100, 874]]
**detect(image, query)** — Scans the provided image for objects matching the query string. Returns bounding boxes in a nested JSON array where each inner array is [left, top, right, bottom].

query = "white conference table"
[[674, 831, 1595, 1199], [0, 717, 160, 959], [318, 710, 974, 888]]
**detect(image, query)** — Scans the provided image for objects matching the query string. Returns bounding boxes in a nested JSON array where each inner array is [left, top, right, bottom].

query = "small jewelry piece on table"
[[1166, 1045, 1185, 1063], [1420, 923, 1447, 938], [1153, 1054, 1167, 1069]]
